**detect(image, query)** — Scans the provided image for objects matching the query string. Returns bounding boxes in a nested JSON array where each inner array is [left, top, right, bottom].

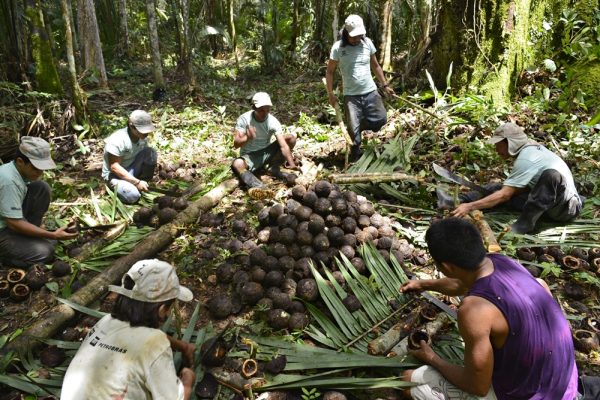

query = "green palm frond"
[[306, 243, 412, 351]]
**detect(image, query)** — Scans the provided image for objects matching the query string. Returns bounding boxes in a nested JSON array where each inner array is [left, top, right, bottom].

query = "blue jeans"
[[0, 181, 56, 266], [108, 147, 157, 204], [344, 90, 387, 148]]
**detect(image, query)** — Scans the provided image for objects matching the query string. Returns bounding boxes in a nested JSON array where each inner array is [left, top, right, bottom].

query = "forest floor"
[[1, 59, 599, 399]]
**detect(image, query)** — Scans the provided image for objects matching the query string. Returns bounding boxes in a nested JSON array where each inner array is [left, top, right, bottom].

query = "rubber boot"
[[510, 204, 546, 234], [239, 171, 273, 199], [435, 188, 456, 210], [350, 145, 364, 162]]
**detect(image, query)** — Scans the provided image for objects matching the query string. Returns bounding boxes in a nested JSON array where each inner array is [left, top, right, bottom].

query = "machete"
[[432, 163, 491, 195], [66, 222, 119, 233], [148, 185, 183, 196]]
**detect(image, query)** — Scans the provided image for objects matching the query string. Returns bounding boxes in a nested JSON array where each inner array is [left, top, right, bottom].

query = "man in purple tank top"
[[400, 218, 578, 400]]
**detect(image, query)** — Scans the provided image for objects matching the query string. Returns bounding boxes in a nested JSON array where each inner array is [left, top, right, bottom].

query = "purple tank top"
[[467, 254, 578, 400]]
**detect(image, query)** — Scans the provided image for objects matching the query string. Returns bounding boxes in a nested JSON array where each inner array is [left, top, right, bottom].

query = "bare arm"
[[167, 335, 195, 368], [326, 59, 338, 107], [276, 134, 296, 169], [233, 125, 256, 149], [180, 367, 196, 400], [5, 218, 77, 240], [452, 185, 523, 218], [410, 297, 496, 396], [400, 277, 467, 297], [370, 55, 394, 96], [108, 153, 149, 191]]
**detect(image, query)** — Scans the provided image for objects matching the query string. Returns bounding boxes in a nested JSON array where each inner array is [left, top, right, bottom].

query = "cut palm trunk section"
[[329, 172, 422, 185], [8, 179, 239, 355], [467, 210, 501, 253], [389, 312, 452, 358]]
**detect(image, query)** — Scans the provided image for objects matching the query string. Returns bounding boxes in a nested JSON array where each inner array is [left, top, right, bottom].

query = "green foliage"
[[539, 262, 562, 279], [572, 271, 600, 290], [301, 387, 321, 400]]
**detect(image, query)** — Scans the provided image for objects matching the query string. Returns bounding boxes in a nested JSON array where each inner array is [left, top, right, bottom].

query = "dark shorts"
[[240, 142, 281, 172]]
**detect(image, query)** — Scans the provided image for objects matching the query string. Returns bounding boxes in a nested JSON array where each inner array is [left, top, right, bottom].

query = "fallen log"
[[468, 210, 501, 253], [368, 307, 420, 355], [8, 179, 239, 355], [389, 313, 451, 358], [329, 172, 422, 185]]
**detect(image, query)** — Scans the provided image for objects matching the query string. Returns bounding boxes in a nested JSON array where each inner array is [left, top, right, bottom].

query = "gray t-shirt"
[[101, 128, 148, 180], [235, 110, 282, 155], [329, 37, 377, 96], [504, 145, 579, 203], [0, 162, 27, 230]]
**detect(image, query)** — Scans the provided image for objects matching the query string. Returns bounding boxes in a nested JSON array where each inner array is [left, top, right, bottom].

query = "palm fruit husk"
[[516, 248, 536, 262], [573, 329, 599, 353]]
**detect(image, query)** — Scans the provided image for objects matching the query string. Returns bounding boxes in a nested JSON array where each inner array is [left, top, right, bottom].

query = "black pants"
[[460, 169, 581, 222], [0, 181, 55, 267]]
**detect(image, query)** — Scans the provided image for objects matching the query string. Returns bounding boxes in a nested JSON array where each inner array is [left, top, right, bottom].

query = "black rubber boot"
[[510, 204, 546, 233], [350, 145, 364, 162], [435, 188, 456, 210], [239, 171, 273, 199]]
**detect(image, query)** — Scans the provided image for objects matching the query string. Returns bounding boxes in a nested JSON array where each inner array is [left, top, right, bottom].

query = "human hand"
[[136, 180, 149, 192], [451, 203, 473, 218], [383, 85, 395, 97], [328, 92, 338, 107], [409, 340, 437, 365], [54, 225, 79, 240], [246, 126, 256, 140], [400, 280, 424, 294]]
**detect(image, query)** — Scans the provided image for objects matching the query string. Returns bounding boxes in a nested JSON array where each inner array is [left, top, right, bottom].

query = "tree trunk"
[[178, 0, 194, 88], [331, 0, 340, 43], [311, 0, 328, 60], [329, 172, 421, 184], [378, 0, 393, 71], [7, 179, 239, 355], [429, 0, 573, 105], [288, 0, 299, 52], [145, 0, 165, 88], [1, 0, 28, 82], [25, 0, 63, 94], [117, 0, 129, 57], [228, 0, 238, 65], [77, 0, 108, 88], [60, 0, 87, 121]]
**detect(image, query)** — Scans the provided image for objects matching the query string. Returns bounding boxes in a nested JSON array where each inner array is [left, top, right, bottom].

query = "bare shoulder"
[[459, 295, 509, 346]]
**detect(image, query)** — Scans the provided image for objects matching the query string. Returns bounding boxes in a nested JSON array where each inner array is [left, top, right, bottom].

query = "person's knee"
[[539, 169, 562, 184], [231, 158, 247, 175], [117, 184, 141, 204], [30, 240, 55, 264], [28, 180, 52, 198], [401, 369, 415, 399]]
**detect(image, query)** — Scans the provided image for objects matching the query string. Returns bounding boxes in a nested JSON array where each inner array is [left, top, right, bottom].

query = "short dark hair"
[[15, 148, 31, 164], [111, 275, 174, 328], [425, 218, 486, 271]]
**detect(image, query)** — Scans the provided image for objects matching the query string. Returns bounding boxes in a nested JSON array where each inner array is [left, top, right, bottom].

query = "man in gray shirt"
[[231, 92, 297, 198], [326, 14, 394, 161], [0, 137, 77, 266], [439, 123, 583, 233], [102, 110, 158, 204]]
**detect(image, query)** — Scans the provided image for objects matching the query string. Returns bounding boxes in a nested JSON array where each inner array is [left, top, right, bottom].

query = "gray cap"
[[19, 136, 56, 170], [129, 110, 156, 134], [488, 123, 536, 156], [345, 15, 366, 37]]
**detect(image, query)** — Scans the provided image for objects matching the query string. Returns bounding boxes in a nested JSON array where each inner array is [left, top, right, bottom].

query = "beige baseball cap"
[[129, 110, 156, 134], [109, 259, 193, 303], [252, 92, 272, 108], [19, 136, 56, 170], [488, 123, 536, 155], [345, 15, 366, 37]]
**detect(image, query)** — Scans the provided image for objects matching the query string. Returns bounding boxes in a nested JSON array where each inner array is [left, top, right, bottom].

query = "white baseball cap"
[[252, 92, 272, 108], [345, 15, 366, 37], [109, 259, 193, 303], [19, 136, 56, 170]]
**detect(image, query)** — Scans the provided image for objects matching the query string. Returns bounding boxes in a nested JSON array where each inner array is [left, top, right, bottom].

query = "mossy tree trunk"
[[25, 0, 63, 95], [429, 0, 575, 105], [145, 0, 165, 89], [288, 0, 299, 53], [117, 0, 129, 58], [0, 0, 28, 82], [228, 0, 239, 66], [60, 0, 87, 121]]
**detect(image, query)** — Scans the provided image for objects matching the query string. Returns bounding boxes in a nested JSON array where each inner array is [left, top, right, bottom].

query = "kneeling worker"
[[102, 110, 158, 204], [0, 136, 77, 266], [438, 122, 583, 233], [231, 92, 297, 198]]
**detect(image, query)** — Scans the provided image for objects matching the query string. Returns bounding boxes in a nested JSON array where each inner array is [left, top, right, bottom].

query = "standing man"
[[437, 122, 583, 233], [231, 92, 297, 198], [326, 14, 395, 161], [0, 137, 77, 266], [102, 110, 158, 204], [400, 218, 578, 399]]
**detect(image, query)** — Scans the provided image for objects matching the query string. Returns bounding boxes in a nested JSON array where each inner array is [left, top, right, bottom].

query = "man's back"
[[468, 254, 577, 399]]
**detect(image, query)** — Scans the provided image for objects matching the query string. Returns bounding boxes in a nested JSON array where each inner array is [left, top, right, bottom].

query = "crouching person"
[[0, 137, 77, 266], [231, 92, 298, 199], [102, 110, 158, 204], [61, 259, 196, 400]]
